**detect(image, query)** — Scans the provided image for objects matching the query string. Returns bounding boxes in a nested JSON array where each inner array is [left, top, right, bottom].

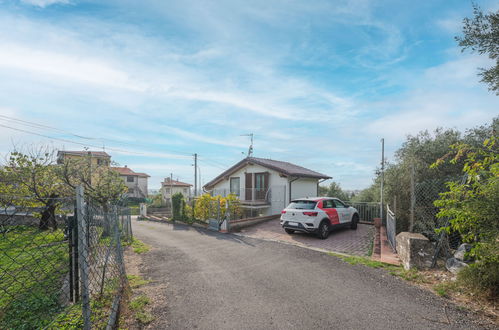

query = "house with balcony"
[[161, 178, 192, 204], [57, 150, 111, 166], [203, 157, 331, 216], [112, 166, 150, 199]]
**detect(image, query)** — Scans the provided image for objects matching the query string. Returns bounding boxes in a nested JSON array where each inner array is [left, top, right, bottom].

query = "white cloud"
[[20, 0, 69, 8], [0, 44, 146, 92]]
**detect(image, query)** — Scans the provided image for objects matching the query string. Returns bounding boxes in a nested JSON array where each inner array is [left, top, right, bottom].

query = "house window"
[[230, 177, 240, 196], [183, 188, 188, 194], [164, 188, 171, 194], [127, 176, 135, 182], [254, 173, 268, 200]]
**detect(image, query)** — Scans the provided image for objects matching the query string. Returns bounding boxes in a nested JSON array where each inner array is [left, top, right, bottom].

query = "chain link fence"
[[388, 167, 465, 266], [0, 186, 132, 329]]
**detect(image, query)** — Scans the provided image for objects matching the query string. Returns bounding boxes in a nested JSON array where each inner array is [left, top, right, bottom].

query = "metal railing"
[[386, 205, 396, 252], [345, 201, 380, 223]]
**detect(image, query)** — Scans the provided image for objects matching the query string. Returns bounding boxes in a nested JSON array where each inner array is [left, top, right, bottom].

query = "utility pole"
[[170, 173, 173, 207], [194, 153, 198, 197], [380, 138, 385, 221]]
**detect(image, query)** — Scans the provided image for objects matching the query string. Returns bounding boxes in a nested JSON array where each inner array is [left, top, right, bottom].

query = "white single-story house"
[[112, 166, 149, 199], [203, 157, 331, 216], [161, 178, 192, 204]]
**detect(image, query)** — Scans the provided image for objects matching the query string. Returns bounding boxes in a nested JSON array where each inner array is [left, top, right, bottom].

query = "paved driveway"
[[237, 218, 374, 256], [130, 219, 492, 329]]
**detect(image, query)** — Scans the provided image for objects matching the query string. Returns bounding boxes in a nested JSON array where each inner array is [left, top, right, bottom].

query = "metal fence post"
[[76, 185, 91, 330], [410, 164, 415, 232]]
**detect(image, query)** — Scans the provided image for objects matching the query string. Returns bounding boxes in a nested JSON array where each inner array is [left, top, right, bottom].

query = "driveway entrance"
[[237, 218, 374, 256]]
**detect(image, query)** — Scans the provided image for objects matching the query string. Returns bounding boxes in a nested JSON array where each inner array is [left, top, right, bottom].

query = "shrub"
[[433, 135, 499, 300], [171, 192, 184, 221]]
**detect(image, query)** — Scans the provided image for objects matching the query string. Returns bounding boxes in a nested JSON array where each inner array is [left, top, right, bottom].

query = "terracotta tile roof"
[[58, 150, 111, 157], [162, 178, 192, 187], [204, 157, 330, 188], [112, 166, 150, 178]]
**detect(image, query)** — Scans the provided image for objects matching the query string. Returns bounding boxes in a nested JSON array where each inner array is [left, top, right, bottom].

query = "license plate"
[[288, 222, 298, 226]]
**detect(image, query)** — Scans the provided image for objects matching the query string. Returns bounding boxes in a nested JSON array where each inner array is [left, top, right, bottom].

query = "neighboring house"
[[57, 150, 111, 166], [112, 166, 150, 199], [161, 178, 192, 204], [203, 157, 331, 216]]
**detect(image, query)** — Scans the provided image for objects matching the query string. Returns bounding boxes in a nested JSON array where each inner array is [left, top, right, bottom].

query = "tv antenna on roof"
[[241, 133, 253, 157]]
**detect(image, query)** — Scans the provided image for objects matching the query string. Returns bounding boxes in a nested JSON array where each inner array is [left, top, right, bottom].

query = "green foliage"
[[354, 118, 498, 233], [456, 3, 499, 94], [148, 193, 165, 207], [130, 295, 154, 325], [171, 192, 183, 221], [130, 238, 151, 254], [193, 193, 242, 221], [58, 155, 127, 206], [127, 275, 151, 288], [0, 150, 67, 230], [433, 135, 499, 300], [319, 181, 351, 201], [0, 226, 67, 329]]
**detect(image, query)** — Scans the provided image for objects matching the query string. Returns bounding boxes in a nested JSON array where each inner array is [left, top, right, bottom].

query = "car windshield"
[[287, 200, 317, 210]]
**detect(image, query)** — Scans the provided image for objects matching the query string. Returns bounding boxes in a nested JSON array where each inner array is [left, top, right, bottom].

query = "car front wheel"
[[350, 214, 359, 230], [284, 228, 295, 234], [318, 221, 330, 239]]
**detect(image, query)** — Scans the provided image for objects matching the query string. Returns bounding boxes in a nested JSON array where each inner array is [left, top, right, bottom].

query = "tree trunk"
[[39, 203, 57, 231]]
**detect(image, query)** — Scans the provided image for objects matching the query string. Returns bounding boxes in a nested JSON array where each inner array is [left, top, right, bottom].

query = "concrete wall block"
[[396, 232, 435, 270]]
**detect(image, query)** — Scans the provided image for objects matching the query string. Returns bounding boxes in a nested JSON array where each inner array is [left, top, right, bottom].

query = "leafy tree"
[[319, 181, 350, 201], [432, 135, 498, 299], [58, 155, 127, 206], [0, 149, 68, 230], [58, 153, 127, 236], [456, 3, 499, 94]]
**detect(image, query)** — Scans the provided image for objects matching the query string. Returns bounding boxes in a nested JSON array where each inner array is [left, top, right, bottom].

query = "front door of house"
[[254, 172, 268, 200]]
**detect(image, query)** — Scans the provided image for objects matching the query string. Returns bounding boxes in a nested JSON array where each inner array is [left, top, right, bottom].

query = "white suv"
[[280, 197, 359, 239]]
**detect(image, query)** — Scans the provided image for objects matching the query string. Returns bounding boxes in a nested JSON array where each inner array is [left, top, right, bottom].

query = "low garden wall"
[[229, 214, 280, 232]]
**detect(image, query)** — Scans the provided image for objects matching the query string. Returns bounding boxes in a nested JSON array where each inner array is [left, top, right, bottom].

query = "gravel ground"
[[130, 218, 494, 330]]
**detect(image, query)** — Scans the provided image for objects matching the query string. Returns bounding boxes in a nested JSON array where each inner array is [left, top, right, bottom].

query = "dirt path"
[[129, 218, 493, 329]]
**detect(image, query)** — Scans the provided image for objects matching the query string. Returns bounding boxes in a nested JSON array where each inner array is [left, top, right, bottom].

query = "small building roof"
[[204, 157, 331, 189], [58, 150, 111, 158], [162, 178, 192, 187], [112, 166, 150, 178]]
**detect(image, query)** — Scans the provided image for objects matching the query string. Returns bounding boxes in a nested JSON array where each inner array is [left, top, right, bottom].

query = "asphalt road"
[[131, 219, 491, 330]]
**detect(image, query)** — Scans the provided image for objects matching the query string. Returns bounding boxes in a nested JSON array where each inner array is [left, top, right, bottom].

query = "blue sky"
[[0, 0, 497, 190]]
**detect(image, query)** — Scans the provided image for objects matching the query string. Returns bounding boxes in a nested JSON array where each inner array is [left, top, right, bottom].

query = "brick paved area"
[[237, 218, 375, 256]]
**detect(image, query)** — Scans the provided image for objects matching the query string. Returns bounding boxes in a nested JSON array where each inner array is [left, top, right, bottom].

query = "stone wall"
[[396, 232, 435, 270]]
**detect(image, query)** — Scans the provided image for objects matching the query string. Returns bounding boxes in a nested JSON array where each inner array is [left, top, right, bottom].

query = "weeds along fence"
[[0, 186, 132, 329], [388, 168, 465, 265]]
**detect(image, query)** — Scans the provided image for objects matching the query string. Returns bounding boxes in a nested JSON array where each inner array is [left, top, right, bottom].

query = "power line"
[[0, 114, 194, 157]]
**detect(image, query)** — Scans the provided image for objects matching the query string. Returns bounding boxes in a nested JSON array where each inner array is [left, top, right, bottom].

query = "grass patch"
[[130, 238, 150, 254], [127, 274, 151, 288], [0, 226, 68, 329], [327, 252, 430, 284], [130, 295, 150, 311], [129, 295, 155, 325]]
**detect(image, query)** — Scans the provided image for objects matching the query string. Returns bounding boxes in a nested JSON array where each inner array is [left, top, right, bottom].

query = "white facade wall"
[[290, 178, 318, 200], [210, 163, 319, 216], [162, 185, 191, 202], [121, 175, 148, 198]]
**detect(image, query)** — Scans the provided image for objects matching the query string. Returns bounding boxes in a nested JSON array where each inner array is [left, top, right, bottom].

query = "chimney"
[[124, 165, 127, 168]]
